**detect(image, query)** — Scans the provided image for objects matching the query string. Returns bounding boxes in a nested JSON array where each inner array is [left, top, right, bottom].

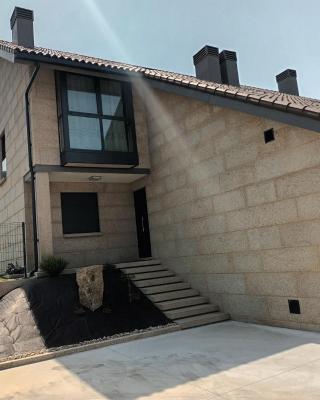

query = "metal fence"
[[0, 222, 26, 276]]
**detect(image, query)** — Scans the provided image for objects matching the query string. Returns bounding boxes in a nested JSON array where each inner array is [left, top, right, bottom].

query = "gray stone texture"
[[76, 265, 104, 311], [0, 288, 45, 359]]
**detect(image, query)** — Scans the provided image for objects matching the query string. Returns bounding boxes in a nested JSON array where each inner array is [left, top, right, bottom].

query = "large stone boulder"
[[76, 265, 104, 311]]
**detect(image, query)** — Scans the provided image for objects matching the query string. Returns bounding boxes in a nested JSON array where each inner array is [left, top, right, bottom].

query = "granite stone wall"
[[136, 88, 320, 331]]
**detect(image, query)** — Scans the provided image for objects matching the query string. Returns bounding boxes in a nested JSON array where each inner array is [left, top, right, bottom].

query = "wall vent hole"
[[288, 299, 300, 314], [264, 128, 275, 143]]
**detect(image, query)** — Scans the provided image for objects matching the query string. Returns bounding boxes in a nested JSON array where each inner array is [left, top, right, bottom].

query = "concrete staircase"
[[114, 259, 229, 329]]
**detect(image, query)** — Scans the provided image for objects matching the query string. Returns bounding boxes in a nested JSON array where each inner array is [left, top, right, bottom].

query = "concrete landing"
[[1, 321, 320, 399]]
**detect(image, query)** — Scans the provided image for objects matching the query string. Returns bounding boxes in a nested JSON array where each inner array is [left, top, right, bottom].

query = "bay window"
[[56, 72, 138, 166]]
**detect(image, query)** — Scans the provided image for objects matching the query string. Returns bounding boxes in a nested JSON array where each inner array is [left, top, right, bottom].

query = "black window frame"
[[55, 71, 139, 166], [0, 132, 6, 180], [60, 192, 100, 235]]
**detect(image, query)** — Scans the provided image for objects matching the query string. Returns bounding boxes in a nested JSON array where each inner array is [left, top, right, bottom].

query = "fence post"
[[22, 222, 27, 278]]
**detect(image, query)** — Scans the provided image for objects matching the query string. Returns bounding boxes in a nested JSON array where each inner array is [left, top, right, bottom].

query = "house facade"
[[1, 7, 320, 331]]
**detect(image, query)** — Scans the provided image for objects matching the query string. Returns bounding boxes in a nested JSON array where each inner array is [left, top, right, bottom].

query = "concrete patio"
[[1, 321, 320, 399]]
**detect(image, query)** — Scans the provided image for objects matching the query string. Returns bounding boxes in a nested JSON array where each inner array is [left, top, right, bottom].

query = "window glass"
[[67, 74, 97, 114], [0, 134, 6, 177], [61, 193, 100, 234], [100, 80, 124, 117], [103, 119, 128, 152], [68, 116, 102, 150]]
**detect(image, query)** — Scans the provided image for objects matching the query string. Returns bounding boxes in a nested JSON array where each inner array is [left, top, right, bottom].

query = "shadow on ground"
[[48, 320, 320, 399]]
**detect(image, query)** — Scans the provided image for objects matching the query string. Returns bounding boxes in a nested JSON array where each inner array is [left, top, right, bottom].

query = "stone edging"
[[0, 324, 180, 371]]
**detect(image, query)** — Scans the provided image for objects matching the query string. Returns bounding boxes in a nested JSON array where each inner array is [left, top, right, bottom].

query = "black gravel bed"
[[7, 266, 171, 348]]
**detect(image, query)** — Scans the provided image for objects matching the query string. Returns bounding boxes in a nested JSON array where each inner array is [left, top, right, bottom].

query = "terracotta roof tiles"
[[1, 39, 320, 121]]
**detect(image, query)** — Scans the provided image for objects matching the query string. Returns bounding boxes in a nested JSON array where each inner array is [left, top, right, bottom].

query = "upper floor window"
[[0, 133, 6, 179], [56, 72, 138, 166]]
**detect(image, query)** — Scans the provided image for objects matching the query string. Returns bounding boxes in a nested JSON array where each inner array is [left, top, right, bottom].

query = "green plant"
[[40, 255, 68, 277]]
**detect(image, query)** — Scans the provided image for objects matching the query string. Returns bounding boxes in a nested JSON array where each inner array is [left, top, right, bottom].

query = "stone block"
[[190, 198, 213, 219], [207, 273, 246, 294], [213, 189, 245, 213], [299, 273, 320, 298], [276, 167, 320, 200], [76, 265, 104, 311], [256, 140, 320, 181], [162, 188, 194, 209], [225, 142, 258, 169], [296, 192, 320, 220], [280, 221, 320, 247], [220, 166, 255, 192], [245, 181, 276, 207], [214, 129, 240, 152], [246, 273, 298, 297], [233, 252, 263, 273], [205, 214, 227, 235], [262, 247, 319, 273], [175, 239, 198, 257], [222, 294, 269, 321], [188, 157, 224, 184], [199, 231, 248, 254], [187, 273, 209, 293], [195, 176, 220, 198], [247, 226, 281, 250], [253, 199, 298, 227]]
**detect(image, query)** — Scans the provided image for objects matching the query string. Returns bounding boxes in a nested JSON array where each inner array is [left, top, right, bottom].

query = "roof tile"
[[0, 39, 319, 122]]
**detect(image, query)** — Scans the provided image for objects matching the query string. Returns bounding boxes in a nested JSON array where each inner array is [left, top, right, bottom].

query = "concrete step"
[[157, 296, 208, 311], [176, 312, 230, 329], [131, 271, 174, 281], [141, 282, 191, 295], [115, 259, 161, 269], [135, 276, 181, 288], [149, 289, 199, 303], [122, 265, 167, 274], [165, 304, 219, 320]]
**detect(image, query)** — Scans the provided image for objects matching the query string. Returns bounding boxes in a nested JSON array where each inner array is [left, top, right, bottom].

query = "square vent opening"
[[288, 299, 300, 314], [264, 128, 275, 143]]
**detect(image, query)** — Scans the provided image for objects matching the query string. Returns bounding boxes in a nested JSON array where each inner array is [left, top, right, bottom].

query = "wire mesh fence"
[[0, 222, 26, 276]]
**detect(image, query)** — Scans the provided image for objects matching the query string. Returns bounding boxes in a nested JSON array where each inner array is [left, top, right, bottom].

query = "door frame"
[[133, 187, 152, 258]]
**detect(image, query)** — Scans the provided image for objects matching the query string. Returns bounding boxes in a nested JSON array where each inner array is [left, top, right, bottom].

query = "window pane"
[[100, 80, 124, 117], [103, 120, 128, 152], [2, 159, 6, 174], [61, 193, 100, 234], [67, 74, 97, 114], [68, 116, 102, 150]]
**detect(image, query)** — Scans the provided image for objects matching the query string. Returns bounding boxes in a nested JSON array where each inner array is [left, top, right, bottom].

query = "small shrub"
[[40, 255, 68, 277]]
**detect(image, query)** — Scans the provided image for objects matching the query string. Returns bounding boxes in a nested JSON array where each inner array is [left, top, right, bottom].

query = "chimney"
[[193, 45, 222, 83], [219, 50, 240, 86], [276, 69, 299, 96], [10, 7, 34, 48]]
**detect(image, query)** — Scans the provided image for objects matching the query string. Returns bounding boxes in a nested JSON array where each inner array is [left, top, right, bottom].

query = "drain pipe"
[[25, 63, 40, 274]]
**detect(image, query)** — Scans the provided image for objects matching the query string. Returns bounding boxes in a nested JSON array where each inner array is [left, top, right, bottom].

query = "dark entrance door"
[[134, 187, 152, 258]]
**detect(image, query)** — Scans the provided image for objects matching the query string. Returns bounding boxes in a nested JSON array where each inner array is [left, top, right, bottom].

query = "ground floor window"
[[60, 192, 100, 234]]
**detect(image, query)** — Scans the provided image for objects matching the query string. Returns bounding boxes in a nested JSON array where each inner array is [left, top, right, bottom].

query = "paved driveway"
[[1, 321, 320, 399]]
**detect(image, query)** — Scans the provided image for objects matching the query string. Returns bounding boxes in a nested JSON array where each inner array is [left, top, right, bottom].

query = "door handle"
[[142, 216, 145, 232]]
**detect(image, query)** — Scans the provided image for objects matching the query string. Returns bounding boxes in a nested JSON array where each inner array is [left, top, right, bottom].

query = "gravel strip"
[[0, 323, 180, 370]]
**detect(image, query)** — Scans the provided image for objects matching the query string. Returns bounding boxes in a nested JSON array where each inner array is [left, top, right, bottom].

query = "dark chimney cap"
[[10, 7, 34, 29], [193, 45, 219, 65], [219, 50, 237, 62], [276, 69, 297, 83]]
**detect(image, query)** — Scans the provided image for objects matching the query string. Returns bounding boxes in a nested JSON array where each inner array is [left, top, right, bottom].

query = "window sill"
[[0, 176, 7, 186], [63, 232, 102, 239]]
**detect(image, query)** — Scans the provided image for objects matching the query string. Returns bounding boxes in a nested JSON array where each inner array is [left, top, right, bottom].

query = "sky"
[[1, 0, 320, 99]]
